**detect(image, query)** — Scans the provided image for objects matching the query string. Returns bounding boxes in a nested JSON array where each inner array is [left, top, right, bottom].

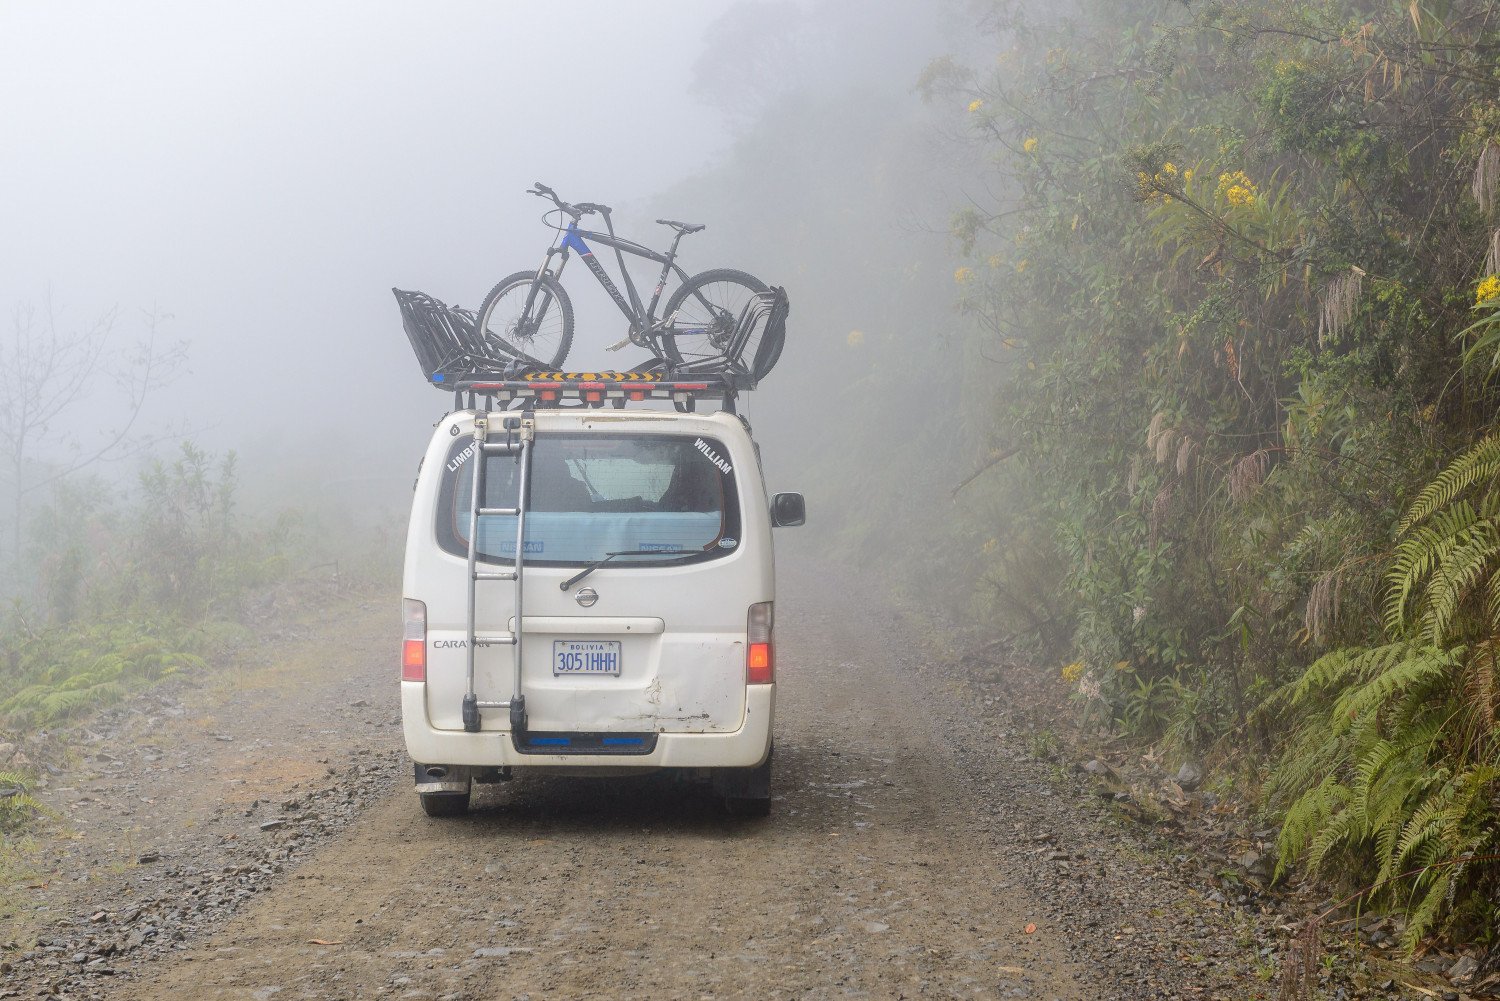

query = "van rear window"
[[435, 432, 742, 567]]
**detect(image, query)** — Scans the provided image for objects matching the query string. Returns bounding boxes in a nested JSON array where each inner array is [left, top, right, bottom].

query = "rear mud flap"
[[711, 746, 772, 798]]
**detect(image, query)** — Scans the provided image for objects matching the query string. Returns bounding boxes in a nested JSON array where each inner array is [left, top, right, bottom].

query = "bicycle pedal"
[[605, 336, 632, 351]]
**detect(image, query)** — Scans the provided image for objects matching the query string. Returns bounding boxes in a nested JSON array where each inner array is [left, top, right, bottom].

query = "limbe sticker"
[[718, 537, 737, 549]]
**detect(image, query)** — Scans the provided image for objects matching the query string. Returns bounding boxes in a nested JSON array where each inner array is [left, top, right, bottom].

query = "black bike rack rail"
[[393, 286, 789, 398], [393, 288, 533, 383]]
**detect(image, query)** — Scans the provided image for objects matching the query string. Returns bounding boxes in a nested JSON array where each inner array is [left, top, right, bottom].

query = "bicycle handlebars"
[[527, 183, 609, 219]]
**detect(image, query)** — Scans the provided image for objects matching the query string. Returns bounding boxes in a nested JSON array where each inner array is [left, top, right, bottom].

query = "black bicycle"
[[475, 182, 781, 374]]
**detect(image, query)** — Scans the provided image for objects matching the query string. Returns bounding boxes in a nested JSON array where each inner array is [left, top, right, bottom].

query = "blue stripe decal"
[[530, 737, 571, 746], [602, 736, 644, 746]]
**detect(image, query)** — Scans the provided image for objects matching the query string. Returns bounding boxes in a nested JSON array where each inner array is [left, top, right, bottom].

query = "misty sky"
[[0, 1, 760, 486], [2, 0, 958, 514]]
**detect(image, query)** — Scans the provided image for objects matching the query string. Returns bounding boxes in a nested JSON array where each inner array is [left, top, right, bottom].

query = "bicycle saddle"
[[657, 219, 705, 234]]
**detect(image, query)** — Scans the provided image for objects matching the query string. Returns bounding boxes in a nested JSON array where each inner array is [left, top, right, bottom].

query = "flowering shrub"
[[1216, 170, 1257, 206], [937, 0, 1500, 951], [1478, 274, 1500, 307]]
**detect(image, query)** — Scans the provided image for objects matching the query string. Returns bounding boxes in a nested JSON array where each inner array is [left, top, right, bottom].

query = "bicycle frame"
[[522, 214, 694, 339]]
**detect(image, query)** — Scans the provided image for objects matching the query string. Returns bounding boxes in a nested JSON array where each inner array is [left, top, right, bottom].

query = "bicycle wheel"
[[474, 271, 573, 369], [660, 269, 775, 375]]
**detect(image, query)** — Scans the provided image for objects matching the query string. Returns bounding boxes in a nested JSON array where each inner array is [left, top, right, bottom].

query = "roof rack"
[[393, 285, 787, 414], [447, 370, 743, 413]]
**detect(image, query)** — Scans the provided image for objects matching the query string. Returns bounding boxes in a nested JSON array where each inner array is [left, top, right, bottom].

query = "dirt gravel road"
[[7, 546, 1279, 1000]]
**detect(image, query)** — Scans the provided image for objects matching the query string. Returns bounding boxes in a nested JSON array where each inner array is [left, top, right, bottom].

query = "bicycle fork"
[[517, 247, 568, 342]]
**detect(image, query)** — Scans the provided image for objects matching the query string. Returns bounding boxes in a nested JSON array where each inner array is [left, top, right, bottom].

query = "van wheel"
[[718, 747, 772, 818], [419, 790, 471, 817]]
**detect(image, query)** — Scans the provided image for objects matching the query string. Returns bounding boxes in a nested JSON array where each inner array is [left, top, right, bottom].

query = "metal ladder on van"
[[460, 412, 534, 735]]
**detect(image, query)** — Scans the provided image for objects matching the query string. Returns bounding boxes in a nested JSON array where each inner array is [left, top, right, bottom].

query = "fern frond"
[[1331, 646, 1458, 733], [1387, 504, 1482, 635], [1399, 435, 1500, 535], [1266, 720, 1349, 806], [1278, 774, 1350, 872], [1404, 870, 1455, 950], [1423, 520, 1500, 643], [1307, 805, 1361, 873], [1340, 649, 1458, 716], [1389, 783, 1460, 878], [1281, 643, 1422, 706]]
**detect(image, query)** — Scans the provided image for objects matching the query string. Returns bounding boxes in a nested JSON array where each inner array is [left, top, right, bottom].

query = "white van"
[[400, 400, 804, 817]]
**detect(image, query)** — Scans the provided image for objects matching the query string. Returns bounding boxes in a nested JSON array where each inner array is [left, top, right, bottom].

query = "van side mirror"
[[771, 492, 805, 528]]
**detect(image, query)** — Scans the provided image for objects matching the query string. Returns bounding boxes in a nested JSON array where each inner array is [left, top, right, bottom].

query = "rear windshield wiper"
[[559, 550, 701, 591]]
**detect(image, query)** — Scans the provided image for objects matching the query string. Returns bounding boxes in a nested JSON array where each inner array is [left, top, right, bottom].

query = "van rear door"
[[424, 428, 755, 735]]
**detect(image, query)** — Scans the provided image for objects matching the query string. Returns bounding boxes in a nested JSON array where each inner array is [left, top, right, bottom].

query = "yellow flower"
[[1217, 169, 1258, 206], [968, 98, 984, 113], [1061, 661, 1085, 683], [954, 266, 975, 284], [846, 329, 865, 347], [986, 254, 1004, 269], [981, 537, 999, 555], [1023, 137, 1039, 153], [1477, 274, 1500, 307], [1183, 168, 1194, 182], [1161, 162, 1177, 176], [1015, 259, 1029, 273]]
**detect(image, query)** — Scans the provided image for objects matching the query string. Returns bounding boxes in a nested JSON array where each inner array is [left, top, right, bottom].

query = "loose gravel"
[[0, 550, 1462, 1000]]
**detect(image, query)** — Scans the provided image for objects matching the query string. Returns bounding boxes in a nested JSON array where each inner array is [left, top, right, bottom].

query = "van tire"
[[718, 747, 773, 818], [419, 790, 471, 817]]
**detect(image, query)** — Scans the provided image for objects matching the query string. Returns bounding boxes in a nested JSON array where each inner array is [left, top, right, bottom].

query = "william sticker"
[[694, 438, 732, 475]]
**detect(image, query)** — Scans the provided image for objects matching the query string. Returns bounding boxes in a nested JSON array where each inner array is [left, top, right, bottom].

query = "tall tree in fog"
[[0, 301, 185, 589], [690, 2, 807, 125]]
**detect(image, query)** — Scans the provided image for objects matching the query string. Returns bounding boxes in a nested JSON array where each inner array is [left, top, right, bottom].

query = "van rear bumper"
[[400, 682, 774, 769]]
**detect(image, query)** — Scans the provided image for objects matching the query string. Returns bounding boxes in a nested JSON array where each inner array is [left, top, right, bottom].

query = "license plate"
[[552, 640, 622, 677]]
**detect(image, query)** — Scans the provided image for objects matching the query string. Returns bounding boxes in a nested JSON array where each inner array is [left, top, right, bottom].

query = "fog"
[[0, 2, 712, 491], [12, 2, 1498, 974], [2, 0, 977, 582]]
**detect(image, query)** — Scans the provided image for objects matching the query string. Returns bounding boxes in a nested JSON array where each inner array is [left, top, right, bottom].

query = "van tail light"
[[402, 598, 427, 682], [747, 601, 773, 684]]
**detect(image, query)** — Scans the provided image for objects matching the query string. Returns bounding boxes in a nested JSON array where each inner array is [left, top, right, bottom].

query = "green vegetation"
[[935, 0, 1500, 948], [0, 441, 386, 831], [0, 771, 42, 832]]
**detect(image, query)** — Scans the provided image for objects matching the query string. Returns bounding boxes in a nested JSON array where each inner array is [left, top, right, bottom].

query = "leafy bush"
[[1272, 434, 1500, 947], [937, 0, 1500, 950], [1, 441, 317, 739], [0, 770, 43, 832], [0, 620, 203, 727]]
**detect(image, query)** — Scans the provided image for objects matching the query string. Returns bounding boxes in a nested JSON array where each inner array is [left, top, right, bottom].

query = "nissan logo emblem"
[[575, 587, 599, 607]]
